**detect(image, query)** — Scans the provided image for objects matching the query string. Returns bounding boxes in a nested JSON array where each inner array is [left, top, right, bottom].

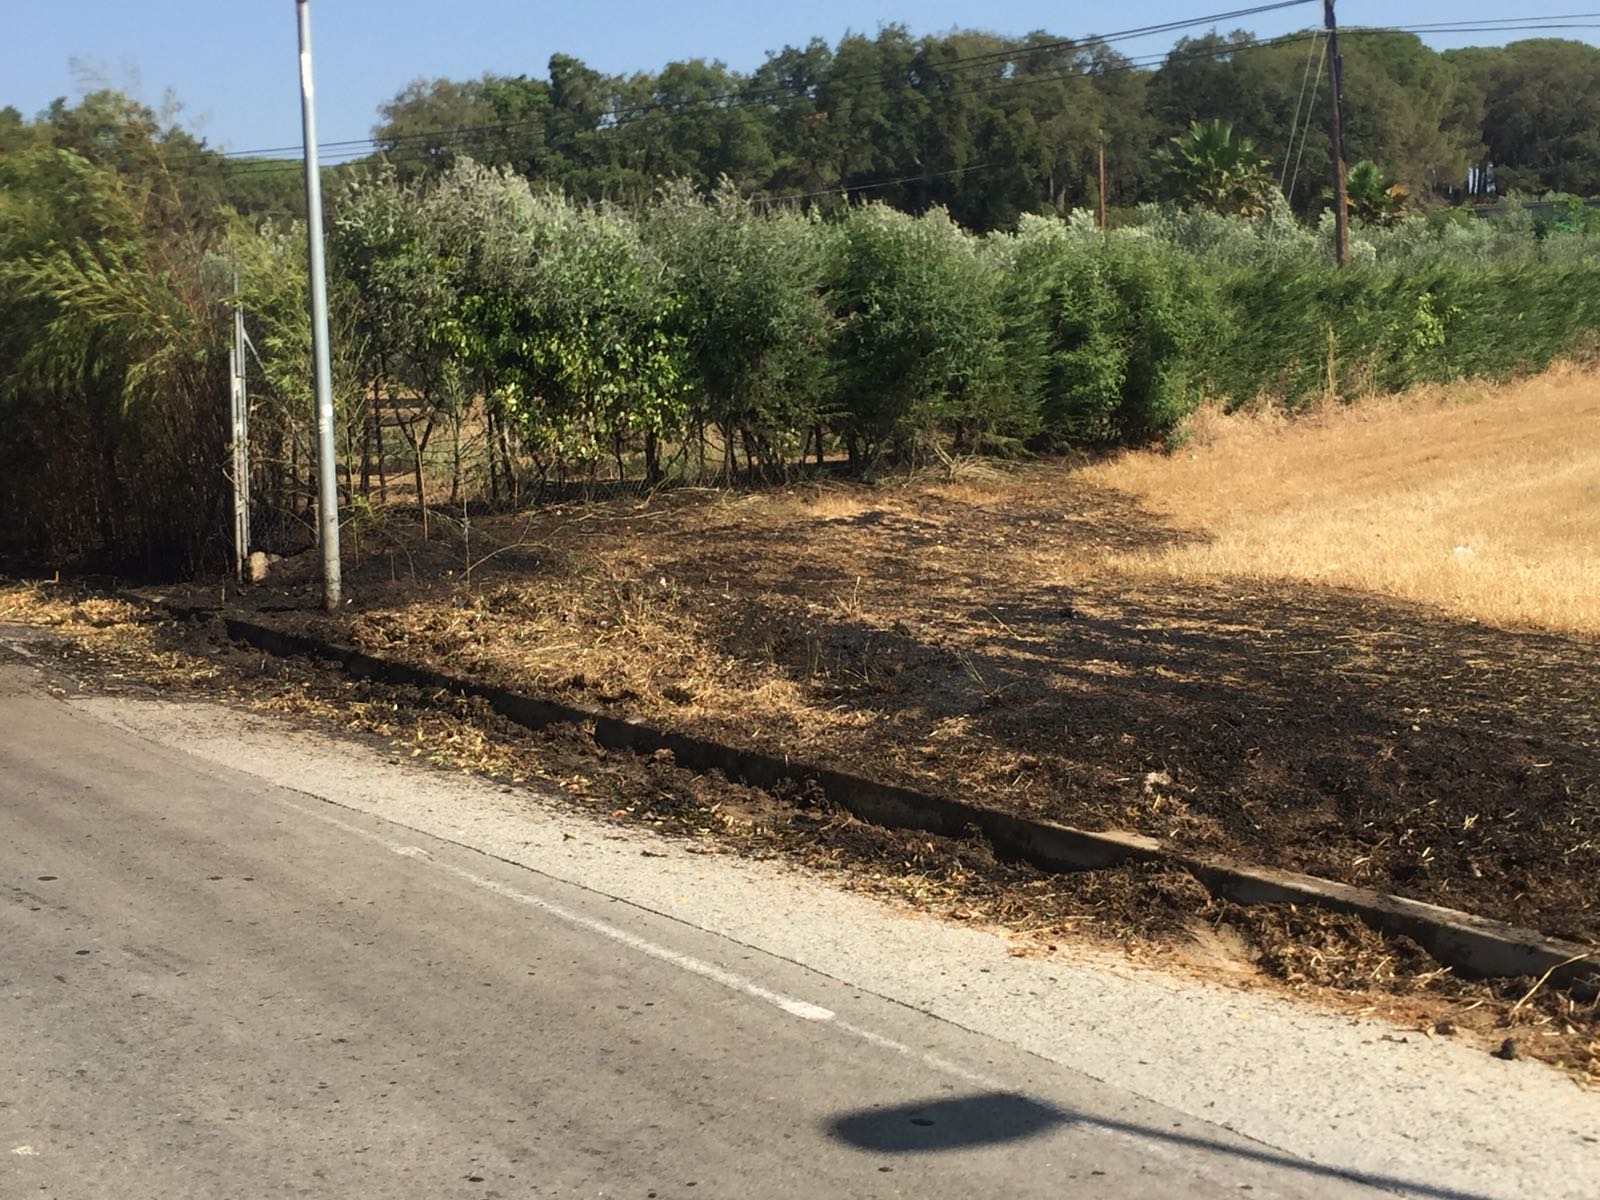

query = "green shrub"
[[1210, 260, 1600, 407], [642, 180, 833, 472], [827, 204, 1015, 461], [1008, 217, 1214, 445], [0, 145, 232, 570]]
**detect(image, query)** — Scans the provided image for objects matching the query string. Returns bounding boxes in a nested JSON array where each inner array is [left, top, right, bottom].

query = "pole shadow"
[[826, 1092, 1066, 1154], [823, 1091, 1501, 1200]]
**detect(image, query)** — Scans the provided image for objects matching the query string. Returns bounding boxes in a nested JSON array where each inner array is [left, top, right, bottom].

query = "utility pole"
[[296, 0, 342, 611], [1324, 0, 1350, 266], [228, 294, 251, 583], [1097, 130, 1108, 231]]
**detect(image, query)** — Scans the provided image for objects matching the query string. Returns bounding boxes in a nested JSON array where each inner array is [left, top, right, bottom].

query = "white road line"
[[318, 802, 1188, 1167], [286, 799, 1059, 1111], [832, 1018, 1008, 1093], [114, 714, 1196, 1176], [284, 800, 836, 1023]]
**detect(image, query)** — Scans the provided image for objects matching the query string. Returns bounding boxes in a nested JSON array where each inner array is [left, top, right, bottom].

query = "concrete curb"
[[155, 599, 1598, 994]]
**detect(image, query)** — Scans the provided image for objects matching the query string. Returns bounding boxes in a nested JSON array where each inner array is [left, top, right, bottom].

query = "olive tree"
[[643, 180, 833, 476], [827, 203, 1011, 462]]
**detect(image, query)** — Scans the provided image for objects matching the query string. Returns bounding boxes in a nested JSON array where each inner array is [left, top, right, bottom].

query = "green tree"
[[1337, 33, 1479, 203], [0, 100, 232, 569], [1161, 119, 1274, 217], [1007, 216, 1211, 445], [643, 180, 832, 475], [828, 204, 1014, 461], [1447, 39, 1600, 196], [331, 166, 455, 524], [414, 161, 687, 488], [1343, 160, 1408, 226], [374, 77, 496, 178]]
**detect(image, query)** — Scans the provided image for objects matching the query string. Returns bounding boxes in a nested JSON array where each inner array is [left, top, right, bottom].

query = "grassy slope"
[[1084, 362, 1600, 634]]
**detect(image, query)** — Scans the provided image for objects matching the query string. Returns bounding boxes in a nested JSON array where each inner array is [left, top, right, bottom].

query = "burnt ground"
[[193, 469, 1598, 944], [13, 453, 1598, 1079]]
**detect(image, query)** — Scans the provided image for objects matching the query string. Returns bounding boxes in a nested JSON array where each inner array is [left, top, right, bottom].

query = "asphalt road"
[[0, 663, 1468, 1198]]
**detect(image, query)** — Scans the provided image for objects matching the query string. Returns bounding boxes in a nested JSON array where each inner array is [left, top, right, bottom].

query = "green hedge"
[[1211, 262, 1600, 407], [9, 141, 1600, 571]]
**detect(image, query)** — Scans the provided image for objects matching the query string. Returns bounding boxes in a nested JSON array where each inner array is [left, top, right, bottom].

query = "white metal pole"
[[296, 0, 342, 611], [234, 302, 251, 576], [229, 327, 245, 582]]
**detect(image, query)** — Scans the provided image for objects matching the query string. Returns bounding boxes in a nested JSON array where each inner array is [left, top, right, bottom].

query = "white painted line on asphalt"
[[832, 1018, 1008, 1093], [276, 797, 1185, 1159], [287, 798, 1041, 1106], [285, 799, 837, 1024]]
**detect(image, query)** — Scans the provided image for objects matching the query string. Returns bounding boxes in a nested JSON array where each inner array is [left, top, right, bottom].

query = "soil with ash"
[[190, 469, 1599, 945], [2, 586, 1595, 1082]]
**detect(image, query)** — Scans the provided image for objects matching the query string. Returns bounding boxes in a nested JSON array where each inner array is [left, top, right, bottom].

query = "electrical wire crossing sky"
[[5, 1, 1597, 155]]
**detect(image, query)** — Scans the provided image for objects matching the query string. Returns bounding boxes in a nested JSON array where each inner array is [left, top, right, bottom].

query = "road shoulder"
[[64, 675, 1600, 1200]]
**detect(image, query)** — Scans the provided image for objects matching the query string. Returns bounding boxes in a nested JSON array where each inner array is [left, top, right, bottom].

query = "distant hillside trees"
[[370, 29, 1600, 228]]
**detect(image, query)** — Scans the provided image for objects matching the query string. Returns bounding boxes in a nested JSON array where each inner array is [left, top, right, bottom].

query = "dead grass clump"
[[346, 553, 830, 752], [0, 582, 144, 630], [794, 488, 875, 521], [1, 582, 228, 688], [1213, 900, 1598, 1083], [1086, 365, 1600, 634]]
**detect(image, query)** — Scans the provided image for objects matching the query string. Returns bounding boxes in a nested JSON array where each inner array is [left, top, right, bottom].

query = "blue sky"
[[5, 2, 1596, 154]]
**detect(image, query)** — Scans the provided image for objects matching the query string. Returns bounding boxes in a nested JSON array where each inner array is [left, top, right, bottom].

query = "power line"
[[199, 28, 1353, 180], [211, 1, 1325, 163], [1390, 21, 1600, 32], [1280, 30, 1323, 190], [217, 9, 1600, 168], [166, 17, 1600, 187], [178, 18, 1597, 182], [1375, 13, 1600, 28], [1286, 30, 1328, 204]]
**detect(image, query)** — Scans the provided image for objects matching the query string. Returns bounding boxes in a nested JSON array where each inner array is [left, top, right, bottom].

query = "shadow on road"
[[824, 1091, 1499, 1200], [825, 1092, 1066, 1154]]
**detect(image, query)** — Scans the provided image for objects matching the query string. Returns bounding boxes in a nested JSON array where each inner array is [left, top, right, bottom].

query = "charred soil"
[[3, 572, 1596, 1082], [155, 466, 1600, 945]]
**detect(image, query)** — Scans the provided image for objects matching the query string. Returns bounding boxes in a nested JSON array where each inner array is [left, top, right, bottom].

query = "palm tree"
[[1342, 160, 1409, 226], [1161, 120, 1274, 218]]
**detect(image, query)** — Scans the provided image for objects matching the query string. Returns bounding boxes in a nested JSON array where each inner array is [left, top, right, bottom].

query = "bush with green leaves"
[[12, 96, 1600, 577], [828, 204, 1016, 461], [0, 137, 232, 570], [1210, 260, 1600, 406], [387, 161, 688, 488], [1137, 194, 1322, 268], [499, 195, 688, 474], [642, 180, 833, 474], [1159, 120, 1276, 218], [1006, 216, 1213, 445], [236, 215, 369, 526]]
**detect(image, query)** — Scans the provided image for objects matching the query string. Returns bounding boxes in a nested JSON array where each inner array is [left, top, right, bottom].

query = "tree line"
[[360, 27, 1600, 230], [9, 25, 1595, 230], [6, 86, 1600, 574]]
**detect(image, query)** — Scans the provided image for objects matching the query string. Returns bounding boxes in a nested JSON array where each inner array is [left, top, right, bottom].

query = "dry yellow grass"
[[1081, 364, 1600, 635]]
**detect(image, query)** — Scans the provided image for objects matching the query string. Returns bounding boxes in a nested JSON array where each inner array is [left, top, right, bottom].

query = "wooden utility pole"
[[1097, 130, 1108, 231], [1325, 0, 1350, 266]]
